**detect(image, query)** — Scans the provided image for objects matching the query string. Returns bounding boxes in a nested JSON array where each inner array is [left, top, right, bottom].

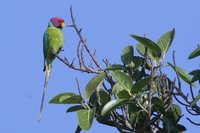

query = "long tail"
[[38, 65, 51, 122]]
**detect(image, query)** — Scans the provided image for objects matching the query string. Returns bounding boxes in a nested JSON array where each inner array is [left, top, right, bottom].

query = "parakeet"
[[38, 17, 65, 122]]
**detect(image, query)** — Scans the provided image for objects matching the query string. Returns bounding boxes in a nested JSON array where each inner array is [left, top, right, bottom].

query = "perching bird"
[[38, 17, 65, 122]]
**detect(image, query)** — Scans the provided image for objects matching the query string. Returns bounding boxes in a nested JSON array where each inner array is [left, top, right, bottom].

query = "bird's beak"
[[60, 22, 65, 28]]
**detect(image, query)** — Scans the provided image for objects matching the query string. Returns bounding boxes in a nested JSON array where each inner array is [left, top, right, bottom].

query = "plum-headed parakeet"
[[38, 17, 65, 122]]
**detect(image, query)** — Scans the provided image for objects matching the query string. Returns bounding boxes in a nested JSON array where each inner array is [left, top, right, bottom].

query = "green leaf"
[[132, 69, 145, 81], [191, 92, 200, 107], [168, 63, 193, 85], [129, 112, 139, 126], [128, 104, 142, 113], [101, 99, 128, 115], [151, 97, 165, 113], [112, 83, 125, 95], [128, 104, 141, 126], [49, 92, 83, 104], [172, 104, 182, 121], [60, 95, 83, 104], [106, 64, 126, 71], [50, 92, 76, 103], [89, 89, 110, 106], [66, 105, 85, 113], [189, 69, 200, 75], [157, 28, 175, 58], [188, 47, 200, 59], [191, 75, 200, 83], [77, 108, 96, 130], [121, 45, 134, 65], [85, 72, 105, 98], [136, 43, 145, 56], [189, 69, 200, 82], [131, 34, 161, 57], [117, 90, 131, 99], [163, 112, 179, 133], [132, 56, 144, 69], [136, 43, 157, 62], [131, 77, 151, 93], [112, 71, 132, 91], [173, 104, 182, 116], [152, 97, 164, 107], [112, 82, 131, 99], [177, 124, 187, 131]]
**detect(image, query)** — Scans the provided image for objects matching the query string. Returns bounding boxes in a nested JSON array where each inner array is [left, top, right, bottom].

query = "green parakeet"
[[38, 17, 65, 122]]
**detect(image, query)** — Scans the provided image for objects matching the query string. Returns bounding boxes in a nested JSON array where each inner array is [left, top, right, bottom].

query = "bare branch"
[[173, 94, 189, 107], [70, 6, 102, 69], [77, 41, 83, 68], [80, 43, 88, 70], [75, 77, 82, 96], [172, 51, 181, 91], [102, 58, 110, 67], [189, 84, 195, 100], [89, 49, 97, 68], [172, 51, 200, 117], [50, 50, 101, 74], [186, 106, 199, 116], [186, 117, 200, 126], [137, 101, 148, 113]]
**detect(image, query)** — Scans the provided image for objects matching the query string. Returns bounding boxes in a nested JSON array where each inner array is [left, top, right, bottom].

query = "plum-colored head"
[[49, 17, 65, 29]]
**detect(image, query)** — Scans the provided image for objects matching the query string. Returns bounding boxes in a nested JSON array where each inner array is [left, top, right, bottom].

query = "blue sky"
[[1, 0, 200, 132]]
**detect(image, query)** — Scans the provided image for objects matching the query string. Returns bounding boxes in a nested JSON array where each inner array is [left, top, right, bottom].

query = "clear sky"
[[1, 0, 200, 132]]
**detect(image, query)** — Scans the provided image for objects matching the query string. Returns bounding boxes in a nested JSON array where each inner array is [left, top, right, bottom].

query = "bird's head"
[[48, 17, 65, 29]]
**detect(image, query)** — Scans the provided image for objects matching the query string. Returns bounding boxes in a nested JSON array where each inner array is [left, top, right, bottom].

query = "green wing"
[[43, 26, 64, 66], [43, 30, 48, 61]]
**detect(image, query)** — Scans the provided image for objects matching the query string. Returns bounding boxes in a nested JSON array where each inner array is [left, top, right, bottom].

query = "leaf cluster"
[[50, 29, 196, 132]]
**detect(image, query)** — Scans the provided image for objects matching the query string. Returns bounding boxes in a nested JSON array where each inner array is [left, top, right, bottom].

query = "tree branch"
[[70, 6, 102, 69], [50, 50, 101, 74]]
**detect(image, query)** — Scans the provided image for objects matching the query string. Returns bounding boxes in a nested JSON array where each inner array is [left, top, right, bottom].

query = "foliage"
[[48, 7, 200, 133]]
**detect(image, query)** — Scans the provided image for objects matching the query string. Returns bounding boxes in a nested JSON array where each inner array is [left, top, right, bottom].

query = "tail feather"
[[43, 58, 46, 72], [38, 65, 51, 122]]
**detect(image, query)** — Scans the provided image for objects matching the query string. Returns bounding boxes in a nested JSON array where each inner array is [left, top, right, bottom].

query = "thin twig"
[[75, 77, 90, 110], [75, 77, 82, 96], [142, 57, 154, 132], [172, 51, 200, 116], [50, 50, 100, 74], [89, 49, 97, 68], [173, 94, 189, 107], [186, 106, 199, 116], [102, 58, 110, 67], [69, 7, 115, 95], [148, 58, 154, 118], [172, 52, 192, 105], [137, 101, 148, 113], [102, 82, 112, 95], [80, 43, 89, 70], [189, 84, 195, 100], [172, 51, 181, 90], [77, 41, 83, 68], [186, 117, 200, 126], [110, 113, 124, 133], [70, 6, 102, 69]]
